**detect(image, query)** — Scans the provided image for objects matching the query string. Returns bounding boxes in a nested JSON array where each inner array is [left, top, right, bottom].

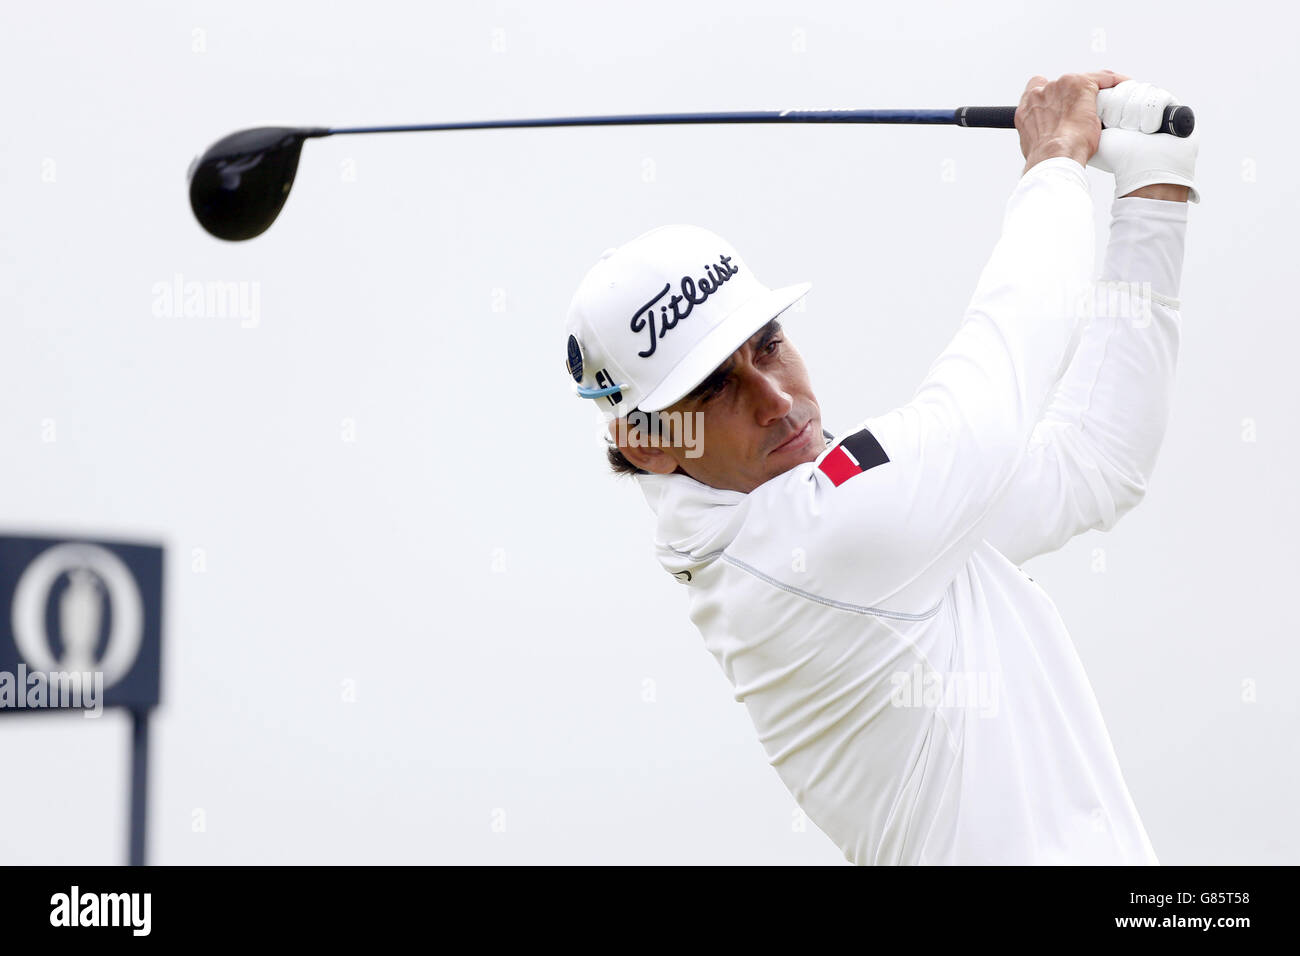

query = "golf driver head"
[[188, 126, 329, 241]]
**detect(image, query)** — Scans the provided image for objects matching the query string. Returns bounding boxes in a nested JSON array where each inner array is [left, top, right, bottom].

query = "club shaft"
[[323, 102, 1193, 139], [325, 109, 965, 137]]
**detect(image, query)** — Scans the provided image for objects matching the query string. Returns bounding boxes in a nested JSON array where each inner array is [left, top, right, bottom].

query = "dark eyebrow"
[[684, 355, 737, 402], [755, 318, 783, 351], [683, 319, 784, 403]]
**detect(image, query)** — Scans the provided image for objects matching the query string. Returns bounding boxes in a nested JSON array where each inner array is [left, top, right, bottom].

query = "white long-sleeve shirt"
[[635, 157, 1188, 865]]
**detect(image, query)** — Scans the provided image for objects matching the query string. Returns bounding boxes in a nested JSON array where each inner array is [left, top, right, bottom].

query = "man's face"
[[612, 319, 824, 494]]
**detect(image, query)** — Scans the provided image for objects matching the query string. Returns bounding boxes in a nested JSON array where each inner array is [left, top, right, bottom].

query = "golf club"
[[188, 104, 1196, 241]]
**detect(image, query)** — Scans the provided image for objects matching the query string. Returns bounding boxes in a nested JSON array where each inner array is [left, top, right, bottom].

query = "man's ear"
[[609, 417, 678, 475]]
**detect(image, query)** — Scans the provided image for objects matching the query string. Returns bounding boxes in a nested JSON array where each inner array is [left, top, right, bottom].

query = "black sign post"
[[0, 534, 164, 866]]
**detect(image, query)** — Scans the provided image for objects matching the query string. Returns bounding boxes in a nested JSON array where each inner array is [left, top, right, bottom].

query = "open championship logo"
[[1, 543, 145, 715]]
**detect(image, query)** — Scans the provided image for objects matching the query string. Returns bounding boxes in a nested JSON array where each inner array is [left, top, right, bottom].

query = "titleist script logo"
[[630, 254, 740, 358]]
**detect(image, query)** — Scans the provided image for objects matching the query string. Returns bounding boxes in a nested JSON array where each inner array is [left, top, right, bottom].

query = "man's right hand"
[[1016, 70, 1131, 175]]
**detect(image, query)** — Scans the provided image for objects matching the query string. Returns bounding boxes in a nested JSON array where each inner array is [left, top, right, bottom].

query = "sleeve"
[[978, 195, 1189, 566], [750, 157, 1096, 615]]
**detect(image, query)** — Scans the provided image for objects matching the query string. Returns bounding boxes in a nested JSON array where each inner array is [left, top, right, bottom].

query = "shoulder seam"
[[719, 552, 945, 622]]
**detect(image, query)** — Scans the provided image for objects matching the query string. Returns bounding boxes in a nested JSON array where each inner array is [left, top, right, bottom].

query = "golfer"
[[562, 70, 1197, 864]]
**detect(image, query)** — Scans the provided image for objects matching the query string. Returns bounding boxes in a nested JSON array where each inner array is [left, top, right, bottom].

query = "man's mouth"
[[769, 420, 812, 455]]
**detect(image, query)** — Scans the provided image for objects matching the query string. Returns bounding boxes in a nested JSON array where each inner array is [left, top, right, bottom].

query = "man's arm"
[[1125, 184, 1191, 201], [980, 191, 1189, 565], [773, 153, 1098, 614], [749, 73, 1123, 614]]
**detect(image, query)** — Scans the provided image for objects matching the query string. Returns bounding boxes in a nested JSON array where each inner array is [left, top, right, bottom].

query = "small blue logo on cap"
[[566, 334, 584, 383]]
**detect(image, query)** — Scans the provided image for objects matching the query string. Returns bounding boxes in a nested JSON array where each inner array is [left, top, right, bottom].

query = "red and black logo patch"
[[817, 428, 889, 487]]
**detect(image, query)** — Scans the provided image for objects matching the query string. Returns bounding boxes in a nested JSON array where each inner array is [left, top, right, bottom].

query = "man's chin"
[[758, 441, 824, 487], [769, 419, 823, 461]]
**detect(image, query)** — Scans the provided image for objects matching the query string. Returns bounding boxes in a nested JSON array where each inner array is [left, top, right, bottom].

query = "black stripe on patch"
[[840, 428, 889, 471]]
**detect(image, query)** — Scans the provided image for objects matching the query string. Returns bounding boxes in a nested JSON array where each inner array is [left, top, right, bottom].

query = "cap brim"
[[637, 281, 812, 413]]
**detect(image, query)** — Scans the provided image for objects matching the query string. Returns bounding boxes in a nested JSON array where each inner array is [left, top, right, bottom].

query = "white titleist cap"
[[563, 224, 811, 423]]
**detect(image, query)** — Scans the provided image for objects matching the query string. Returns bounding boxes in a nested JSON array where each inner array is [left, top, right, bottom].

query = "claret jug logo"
[[0, 542, 147, 716]]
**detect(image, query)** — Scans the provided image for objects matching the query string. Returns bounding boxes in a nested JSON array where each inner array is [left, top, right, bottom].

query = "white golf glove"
[[1088, 80, 1201, 203]]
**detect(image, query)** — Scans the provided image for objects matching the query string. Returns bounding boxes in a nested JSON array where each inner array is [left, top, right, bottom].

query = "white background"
[[0, 0, 1294, 864]]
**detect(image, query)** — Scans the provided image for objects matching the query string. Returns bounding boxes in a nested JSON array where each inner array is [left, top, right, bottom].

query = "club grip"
[[956, 103, 1195, 137]]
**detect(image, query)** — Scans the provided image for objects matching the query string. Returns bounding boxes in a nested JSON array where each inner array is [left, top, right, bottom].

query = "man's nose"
[[748, 369, 794, 426]]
